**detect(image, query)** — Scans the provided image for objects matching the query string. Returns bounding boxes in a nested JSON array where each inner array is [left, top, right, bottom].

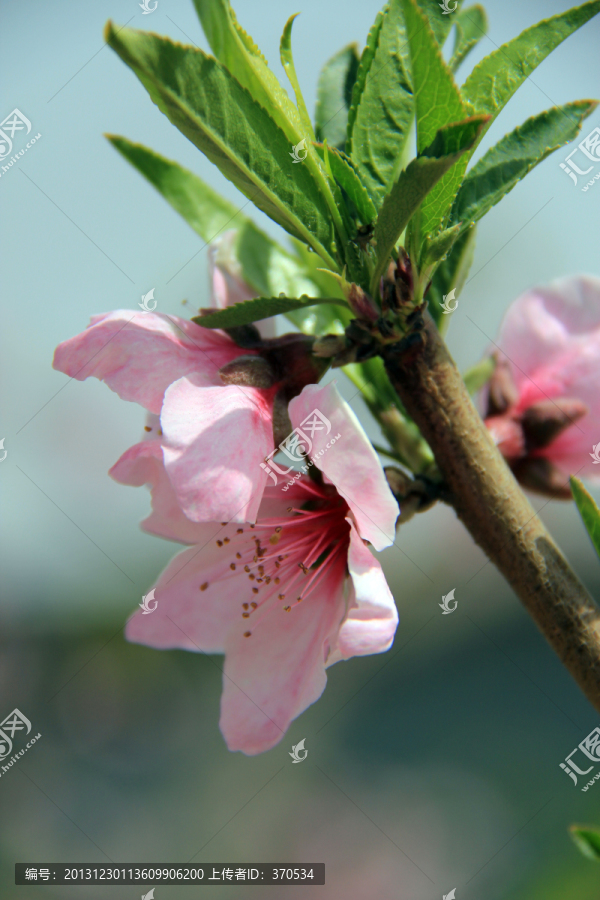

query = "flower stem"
[[382, 312, 600, 712]]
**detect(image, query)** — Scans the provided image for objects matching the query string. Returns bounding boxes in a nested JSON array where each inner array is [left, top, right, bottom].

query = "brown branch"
[[382, 312, 600, 712]]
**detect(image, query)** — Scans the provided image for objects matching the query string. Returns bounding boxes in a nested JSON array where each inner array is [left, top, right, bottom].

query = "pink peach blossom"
[[53, 309, 276, 522], [483, 275, 600, 495], [121, 382, 400, 755]]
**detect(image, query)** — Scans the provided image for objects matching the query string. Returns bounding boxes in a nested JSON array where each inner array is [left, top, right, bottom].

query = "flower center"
[[205, 477, 350, 637]]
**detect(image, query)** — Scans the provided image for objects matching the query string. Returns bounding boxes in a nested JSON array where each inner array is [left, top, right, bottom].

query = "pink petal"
[[219, 564, 347, 755], [539, 440, 600, 485], [289, 382, 399, 551], [53, 310, 241, 415], [109, 438, 211, 544], [161, 375, 274, 523], [497, 276, 600, 390], [125, 527, 253, 653], [330, 522, 398, 662]]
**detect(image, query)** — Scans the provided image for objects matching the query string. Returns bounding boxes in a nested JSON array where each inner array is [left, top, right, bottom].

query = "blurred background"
[[2, 0, 600, 897]]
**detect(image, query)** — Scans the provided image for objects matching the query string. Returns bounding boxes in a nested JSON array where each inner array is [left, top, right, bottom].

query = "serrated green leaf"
[[463, 356, 495, 395], [346, 9, 385, 151], [427, 225, 476, 327], [570, 477, 600, 562], [570, 825, 600, 861], [192, 1, 349, 254], [420, 222, 463, 270], [450, 5, 488, 72], [372, 116, 487, 294], [416, 0, 465, 45], [191, 0, 302, 139], [450, 100, 598, 230], [280, 14, 315, 141], [347, 1, 414, 209], [105, 23, 338, 269], [402, 0, 464, 154], [462, 2, 600, 120], [401, 0, 469, 242], [192, 294, 348, 329], [314, 143, 377, 225], [315, 44, 360, 151]]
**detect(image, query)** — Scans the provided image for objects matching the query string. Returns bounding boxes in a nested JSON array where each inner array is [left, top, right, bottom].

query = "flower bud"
[[486, 356, 519, 416], [347, 283, 379, 322], [481, 275, 600, 497], [512, 457, 573, 500], [521, 398, 588, 450]]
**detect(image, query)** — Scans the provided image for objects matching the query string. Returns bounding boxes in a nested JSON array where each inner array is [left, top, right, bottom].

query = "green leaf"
[[192, 294, 348, 329], [346, 8, 385, 151], [402, 0, 464, 154], [463, 356, 495, 395], [372, 116, 488, 294], [570, 825, 600, 861], [427, 225, 476, 326], [419, 222, 463, 270], [450, 100, 599, 230], [462, 2, 600, 121], [416, 0, 465, 45], [280, 14, 315, 141], [193, 1, 351, 257], [191, 0, 302, 139], [401, 0, 469, 241], [450, 5, 488, 72], [315, 43, 360, 151], [570, 477, 600, 561], [346, 1, 414, 209], [104, 23, 338, 268], [314, 144, 377, 225]]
